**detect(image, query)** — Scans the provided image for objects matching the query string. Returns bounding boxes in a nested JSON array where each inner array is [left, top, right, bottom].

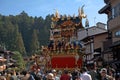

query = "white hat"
[[52, 69, 56, 73], [100, 68, 107, 73], [47, 73, 55, 80]]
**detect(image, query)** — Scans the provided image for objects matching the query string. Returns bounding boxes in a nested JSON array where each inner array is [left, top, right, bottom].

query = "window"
[[115, 30, 120, 37], [117, 3, 120, 16], [112, 7, 115, 18], [112, 3, 120, 18]]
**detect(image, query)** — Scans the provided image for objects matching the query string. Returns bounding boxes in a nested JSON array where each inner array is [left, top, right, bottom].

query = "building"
[[78, 22, 107, 66], [99, 0, 120, 72], [0, 46, 16, 71]]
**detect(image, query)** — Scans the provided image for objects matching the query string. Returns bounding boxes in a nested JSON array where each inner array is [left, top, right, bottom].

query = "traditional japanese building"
[[99, 0, 120, 72], [0, 47, 16, 71], [78, 22, 107, 66]]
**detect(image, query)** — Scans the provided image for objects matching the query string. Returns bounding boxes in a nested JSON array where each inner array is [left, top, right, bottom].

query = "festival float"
[[32, 6, 87, 70]]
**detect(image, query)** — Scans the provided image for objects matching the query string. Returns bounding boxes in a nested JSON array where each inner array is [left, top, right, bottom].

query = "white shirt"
[[80, 72, 92, 80]]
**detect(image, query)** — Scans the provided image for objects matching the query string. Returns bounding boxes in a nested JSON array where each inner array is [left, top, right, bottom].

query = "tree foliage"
[[0, 12, 52, 56], [29, 29, 39, 55], [12, 51, 25, 69]]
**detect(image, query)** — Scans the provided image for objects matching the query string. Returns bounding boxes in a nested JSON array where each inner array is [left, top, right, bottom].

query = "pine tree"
[[29, 29, 39, 55], [14, 25, 26, 55], [13, 51, 25, 69]]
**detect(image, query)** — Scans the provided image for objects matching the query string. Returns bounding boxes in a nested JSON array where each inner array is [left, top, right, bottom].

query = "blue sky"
[[0, 0, 107, 26]]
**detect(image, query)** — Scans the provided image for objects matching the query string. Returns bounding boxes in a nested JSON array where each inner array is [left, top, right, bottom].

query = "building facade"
[[99, 0, 120, 72], [77, 22, 107, 66]]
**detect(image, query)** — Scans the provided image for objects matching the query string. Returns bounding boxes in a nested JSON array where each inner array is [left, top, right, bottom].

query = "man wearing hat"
[[100, 68, 114, 80]]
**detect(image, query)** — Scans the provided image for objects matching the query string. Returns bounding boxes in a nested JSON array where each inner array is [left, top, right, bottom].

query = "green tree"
[[14, 25, 26, 55], [0, 12, 53, 56], [39, 14, 52, 46], [1, 17, 15, 50], [17, 11, 34, 53], [13, 51, 25, 69], [29, 29, 39, 55]]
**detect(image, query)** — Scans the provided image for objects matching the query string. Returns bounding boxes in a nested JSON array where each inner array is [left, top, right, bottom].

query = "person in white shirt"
[[80, 67, 92, 80]]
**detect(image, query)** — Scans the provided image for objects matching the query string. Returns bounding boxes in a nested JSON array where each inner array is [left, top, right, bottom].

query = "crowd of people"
[[0, 63, 119, 80]]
